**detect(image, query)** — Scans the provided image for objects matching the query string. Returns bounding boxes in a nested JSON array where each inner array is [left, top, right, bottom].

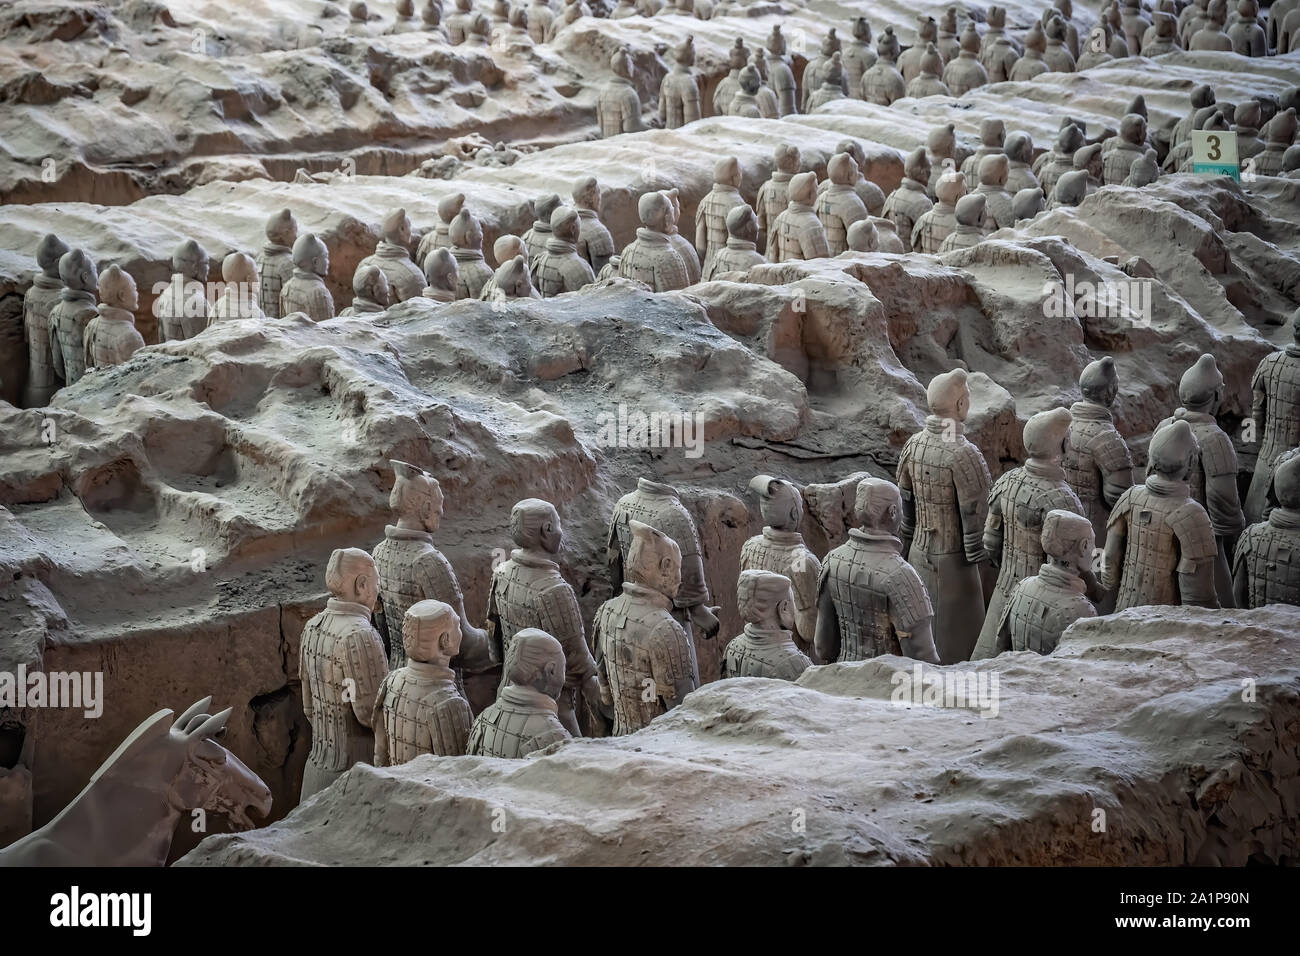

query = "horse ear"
[[187, 706, 233, 741], [172, 697, 213, 732]]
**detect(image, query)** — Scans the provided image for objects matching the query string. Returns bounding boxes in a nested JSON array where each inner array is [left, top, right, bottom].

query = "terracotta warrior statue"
[[372, 460, 490, 673], [904, 43, 949, 99], [911, 169, 965, 255], [938, 193, 988, 253], [1048, 169, 1089, 210], [722, 571, 811, 680], [299, 547, 389, 800], [1038, 123, 1085, 198], [769, 171, 830, 262], [532, 206, 596, 297], [1003, 131, 1040, 196], [1010, 20, 1050, 81], [899, 16, 938, 85], [972, 407, 1086, 660], [860, 25, 905, 105], [712, 37, 750, 116], [807, 51, 847, 110], [695, 156, 747, 274], [416, 192, 465, 268], [372, 599, 473, 765], [1064, 356, 1134, 551], [1101, 114, 1148, 186], [727, 63, 772, 118], [738, 475, 820, 657], [157, 239, 210, 342], [936, 4, 960, 60], [661, 188, 701, 284], [1234, 454, 1300, 608], [22, 232, 68, 406], [981, 8, 1020, 82], [594, 520, 698, 735], [423, 247, 460, 303], [1102, 419, 1218, 611], [1013, 187, 1044, 224], [974, 154, 1015, 230], [764, 25, 797, 116], [944, 23, 988, 96], [1246, 309, 1300, 523], [82, 264, 145, 371], [487, 497, 600, 736], [487, 255, 541, 300], [813, 477, 939, 663], [1043, 14, 1077, 70], [208, 252, 263, 323], [446, 0, 473, 42], [618, 191, 690, 291], [756, 143, 800, 253], [280, 233, 335, 321], [841, 17, 876, 95], [449, 209, 494, 299], [355, 208, 424, 302], [48, 248, 99, 388], [337, 264, 390, 317], [882, 148, 933, 253], [702, 204, 765, 280], [926, 124, 958, 197], [896, 368, 992, 663], [659, 34, 701, 129], [468, 629, 572, 757], [1254, 108, 1299, 177], [845, 218, 880, 252], [1154, 353, 1245, 606], [522, 193, 563, 266], [823, 140, 884, 214], [474, 236, 520, 300], [961, 119, 1005, 182], [815, 152, 869, 255], [802, 29, 844, 112], [572, 176, 616, 274], [992, 509, 1097, 656]]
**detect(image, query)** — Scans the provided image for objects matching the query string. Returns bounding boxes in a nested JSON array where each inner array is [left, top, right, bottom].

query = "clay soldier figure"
[[1049, 169, 1089, 210], [722, 571, 811, 680], [209, 252, 263, 322], [861, 26, 905, 106], [807, 52, 847, 110], [904, 43, 949, 99], [83, 265, 145, 371], [1013, 187, 1044, 224], [1234, 102, 1265, 162], [1124, 151, 1160, 187], [899, 16, 938, 86], [22, 233, 68, 406], [1229, 0, 1266, 55], [48, 249, 99, 388], [815, 477, 941, 664], [769, 171, 830, 262], [608, 479, 719, 642], [422, 0, 446, 34], [936, 5, 960, 60], [595, 520, 698, 735], [354, 208, 424, 302], [728, 64, 772, 118], [845, 218, 880, 252], [487, 255, 542, 301], [1039, 124, 1085, 198], [972, 407, 1086, 660], [446, 0, 473, 42], [896, 368, 992, 663], [423, 248, 460, 303], [1234, 455, 1300, 608], [572, 177, 615, 274], [1246, 309, 1300, 523], [526, 0, 554, 42], [1077, 24, 1115, 68], [618, 191, 690, 291], [1102, 419, 1218, 611], [1254, 109, 1298, 177], [992, 509, 1097, 655], [1075, 142, 1104, 193], [658, 35, 701, 130], [756, 144, 800, 253], [280, 234, 334, 321], [562, 0, 590, 25], [372, 460, 490, 672], [962, 119, 1006, 181], [597, 47, 646, 138], [938, 193, 988, 252], [468, 629, 572, 757], [1171, 85, 1217, 152], [801, 29, 843, 112], [712, 38, 749, 116], [703, 204, 765, 279], [372, 600, 473, 766], [695, 156, 747, 275], [739, 475, 820, 657], [840, 17, 875, 95], [1003, 132, 1040, 196], [476, 237, 521, 300], [521, 193, 562, 267], [1142, 10, 1181, 55], [337, 265, 390, 317], [299, 548, 389, 800], [661, 188, 701, 284], [816, 152, 869, 255], [1010, 21, 1050, 82], [1154, 354, 1245, 606], [882, 148, 933, 253], [981, 8, 1020, 82], [1043, 15, 1077, 71], [926, 123, 960, 194], [487, 498, 599, 736], [911, 170, 965, 255], [157, 239, 210, 342], [531, 207, 596, 297], [416, 192, 465, 268], [1190, 0, 1233, 50], [1102, 114, 1149, 186], [975, 154, 1016, 230], [448, 209, 493, 299], [980, 5, 1020, 59], [764, 25, 797, 116], [1064, 356, 1134, 552], [944, 23, 988, 96], [749, 56, 781, 117]]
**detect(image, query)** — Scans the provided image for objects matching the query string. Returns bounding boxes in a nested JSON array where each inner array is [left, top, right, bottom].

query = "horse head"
[[166, 697, 272, 830]]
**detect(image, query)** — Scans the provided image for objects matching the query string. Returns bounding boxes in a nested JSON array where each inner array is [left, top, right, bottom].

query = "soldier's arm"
[[465, 715, 485, 756], [1173, 507, 1220, 608], [1093, 431, 1135, 508], [791, 550, 822, 651], [983, 479, 1006, 570], [592, 612, 614, 718], [993, 594, 1015, 656], [621, 89, 644, 134], [1202, 433, 1246, 537], [299, 630, 313, 722], [372, 678, 391, 767], [436, 696, 474, 756], [813, 561, 841, 664], [889, 565, 940, 663], [806, 225, 831, 259], [1101, 500, 1128, 593], [486, 571, 504, 666], [683, 82, 701, 124], [897, 447, 917, 555], [652, 622, 698, 710], [548, 583, 599, 698], [657, 85, 668, 125], [343, 627, 389, 728], [695, 203, 708, 257], [756, 186, 770, 241], [957, 445, 993, 564], [1230, 534, 1251, 608], [48, 319, 65, 381], [1250, 360, 1266, 434], [605, 511, 625, 594], [526, 721, 572, 756], [81, 319, 97, 373]]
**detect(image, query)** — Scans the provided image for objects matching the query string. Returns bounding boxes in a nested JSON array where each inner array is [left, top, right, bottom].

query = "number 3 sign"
[[1191, 129, 1241, 181]]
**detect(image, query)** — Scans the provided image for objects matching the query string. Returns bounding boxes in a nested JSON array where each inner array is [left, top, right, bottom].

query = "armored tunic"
[[1102, 140, 1146, 186], [22, 273, 64, 406], [764, 54, 797, 116], [576, 208, 616, 273], [658, 68, 701, 129], [1005, 160, 1040, 197], [1233, 508, 1300, 609], [976, 184, 1016, 230], [815, 183, 869, 256], [881, 179, 933, 253], [702, 238, 764, 280], [712, 69, 742, 116], [618, 229, 689, 291], [905, 72, 949, 99], [521, 222, 554, 268], [860, 60, 905, 105], [593, 582, 698, 736], [1009, 52, 1049, 82], [280, 270, 334, 322], [451, 248, 494, 299], [257, 245, 294, 319], [48, 290, 98, 386], [938, 225, 985, 253], [299, 598, 388, 799], [739, 527, 821, 656], [910, 201, 958, 255], [372, 660, 472, 766], [695, 184, 747, 275], [841, 39, 875, 95], [943, 52, 988, 96], [467, 684, 571, 758], [995, 563, 1096, 656], [980, 37, 1019, 83], [82, 307, 145, 370], [415, 221, 454, 273], [756, 171, 793, 248], [531, 237, 596, 296], [608, 478, 711, 615], [800, 53, 845, 112], [816, 529, 932, 662], [1245, 345, 1300, 523], [769, 202, 830, 262], [155, 274, 209, 342], [807, 82, 846, 111], [722, 624, 810, 680], [1064, 399, 1134, 544], [209, 288, 265, 322], [726, 90, 765, 118], [355, 241, 425, 303], [596, 77, 642, 137], [664, 228, 700, 284]]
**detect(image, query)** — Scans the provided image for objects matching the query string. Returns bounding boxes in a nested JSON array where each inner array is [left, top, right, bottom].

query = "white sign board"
[[1191, 129, 1240, 181]]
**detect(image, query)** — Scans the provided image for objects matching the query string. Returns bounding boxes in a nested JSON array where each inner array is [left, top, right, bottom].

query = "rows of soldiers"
[[295, 322, 1300, 795]]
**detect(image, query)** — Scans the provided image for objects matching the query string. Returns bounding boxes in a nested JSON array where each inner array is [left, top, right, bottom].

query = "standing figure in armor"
[[695, 156, 747, 276], [882, 149, 933, 254], [1233, 454, 1300, 609], [756, 144, 800, 254], [573, 176, 616, 275], [769, 172, 830, 262], [257, 210, 297, 320], [531, 206, 596, 297], [1245, 308, 1300, 524], [739, 475, 821, 659], [22, 233, 68, 406], [763, 25, 797, 116], [468, 629, 572, 758], [48, 249, 100, 388], [280, 233, 335, 321], [993, 510, 1097, 656], [596, 47, 647, 138], [156, 239, 210, 342], [722, 571, 811, 680], [659, 35, 701, 129]]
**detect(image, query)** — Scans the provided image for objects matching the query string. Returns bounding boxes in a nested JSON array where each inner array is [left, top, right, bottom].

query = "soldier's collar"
[[33, 273, 62, 289], [849, 528, 902, 550], [902, 177, 927, 191], [1145, 473, 1189, 497], [769, 171, 792, 183], [1024, 458, 1066, 480], [1069, 400, 1112, 422], [374, 240, 413, 260], [1173, 406, 1216, 424], [351, 297, 385, 313], [98, 305, 135, 323], [404, 659, 457, 682], [634, 227, 672, 245], [60, 288, 96, 304], [385, 524, 435, 543], [1037, 561, 1087, 593], [1269, 507, 1300, 530], [500, 683, 559, 713], [1285, 343, 1300, 358], [423, 287, 456, 302], [742, 623, 794, 645], [291, 268, 325, 282], [451, 247, 485, 262], [325, 598, 374, 619], [576, 207, 598, 219], [636, 477, 678, 497], [545, 237, 578, 255], [262, 242, 292, 256], [726, 238, 757, 251], [924, 414, 963, 435], [761, 527, 802, 545], [621, 581, 675, 609], [712, 183, 742, 195], [510, 548, 559, 569]]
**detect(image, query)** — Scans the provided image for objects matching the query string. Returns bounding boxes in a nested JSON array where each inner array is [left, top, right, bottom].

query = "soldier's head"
[[828, 151, 858, 187], [59, 249, 98, 295], [1126, 94, 1147, 120], [438, 192, 466, 225], [390, 460, 444, 532], [1148, 418, 1198, 481], [904, 146, 931, 184], [1013, 187, 1044, 222], [1191, 84, 1215, 111], [1079, 355, 1119, 406], [738, 64, 761, 96], [927, 366, 970, 421], [959, 22, 980, 55], [955, 193, 986, 229], [715, 156, 742, 189], [1025, 20, 1046, 53], [928, 123, 956, 158], [736, 569, 795, 631], [674, 33, 695, 67], [1045, 15, 1067, 43], [1054, 169, 1089, 207], [491, 234, 524, 268], [422, 0, 441, 26], [766, 24, 786, 57], [222, 251, 258, 289], [325, 547, 380, 611], [349, 1, 369, 23], [99, 264, 139, 311], [877, 25, 900, 61], [508, 4, 526, 28], [917, 15, 937, 43], [381, 208, 412, 246], [353, 264, 390, 306], [468, 11, 490, 39], [774, 143, 801, 175], [1178, 353, 1224, 413], [292, 233, 329, 276], [551, 206, 581, 245], [1114, 113, 1146, 151], [572, 175, 600, 211], [726, 203, 759, 244], [1057, 122, 1085, 156], [853, 476, 902, 535], [846, 218, 879, 252], [510, 497, 562, 554], [1266, 108, 1298, 149], [610, 45, 634, 80], [505, 628, 566, 700], [1040, 510, 1096, 575], [749, 474, 803, 530], [36, 233, 69, 280], [625, 519, 682, 599], [663, 187, 682, 224], [1128, 152, 1159, 187], [1234, 100, 1261, 132], [824, 50, 845, 86], [919, 42, 943, 77], [424, 247, 459, 293], [449, 209, 482, 250], [172, 239, 209, 283], [1055, 0, 1074, 18], [497, 255, 534, 298], [455, 0, 471, 12], [1004, 131, 1033, 166], [988, 6, 1006, 29], [402, 599, 460, 666], [638, 191, 673, 232], [935, 169, 967, 206], [728, 36, 749, 71], [836, 140, 868, 172], [788, 171, 818, 206], [1207, 0, 1227, 25], [852, 16, 871, 42], [820, 27, 840, 57], [980, 118, 1007, 150], [1024, 406, 1072, 462], [396, 0, 414, 17], [266, 208, 299, 247], [979, 153, 1009, 189], [1275, 453, 1300, 510], [940, 5, 957, 32], [532, 193, 562, 228]]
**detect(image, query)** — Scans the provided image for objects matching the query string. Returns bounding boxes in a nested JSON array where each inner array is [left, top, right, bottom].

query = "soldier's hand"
[[689, 603, 721, 639]]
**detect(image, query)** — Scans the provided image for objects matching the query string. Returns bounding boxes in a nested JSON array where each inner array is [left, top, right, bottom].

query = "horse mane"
[[89, 709, 174, 783]]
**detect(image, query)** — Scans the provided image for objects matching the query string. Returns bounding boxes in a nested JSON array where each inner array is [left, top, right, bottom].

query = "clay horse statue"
[[0, 698, 271, 867]]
